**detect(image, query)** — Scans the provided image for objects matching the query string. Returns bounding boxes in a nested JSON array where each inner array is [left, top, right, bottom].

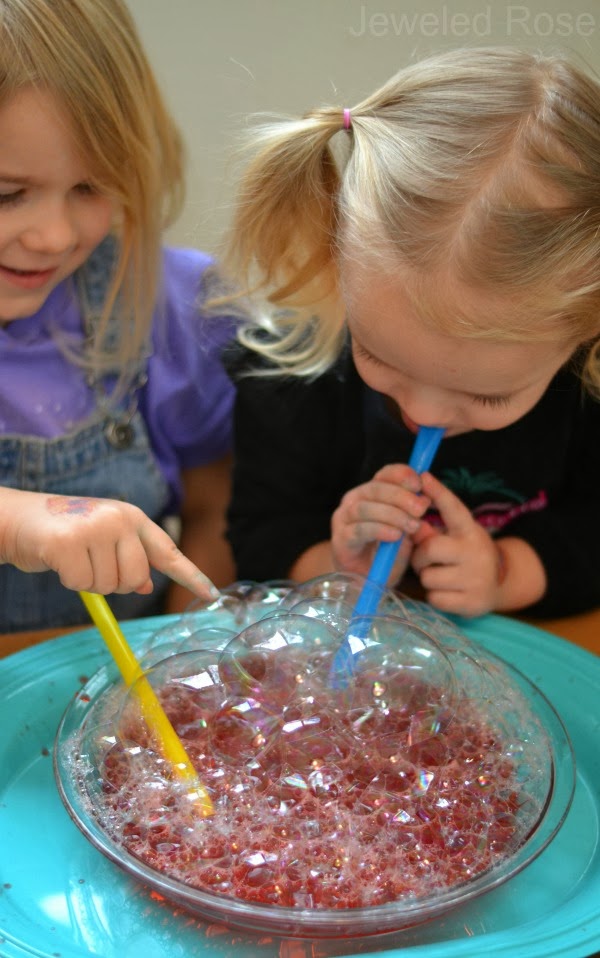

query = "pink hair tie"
[[343, 108, 352, 130]]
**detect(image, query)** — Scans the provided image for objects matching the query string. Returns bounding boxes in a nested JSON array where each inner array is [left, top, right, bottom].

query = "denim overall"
[[0, 238, 171, 632]]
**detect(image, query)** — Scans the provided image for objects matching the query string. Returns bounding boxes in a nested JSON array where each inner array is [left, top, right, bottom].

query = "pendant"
[[104, 419, 134, 450]]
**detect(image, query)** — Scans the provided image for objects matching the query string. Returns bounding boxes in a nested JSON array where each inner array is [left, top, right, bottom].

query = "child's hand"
[[330, 463, 431, 582], [0, 490, 220, 601], [410, 472, 504, 617]]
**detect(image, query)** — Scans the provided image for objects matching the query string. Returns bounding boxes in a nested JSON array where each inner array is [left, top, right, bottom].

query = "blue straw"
[[329, 425, 445, 688]]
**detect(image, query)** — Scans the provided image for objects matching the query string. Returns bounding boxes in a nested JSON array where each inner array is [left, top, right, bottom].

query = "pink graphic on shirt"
[[426, 490, 549, 535], [46, 496, 101, 517], [472, 490, 549, 533]]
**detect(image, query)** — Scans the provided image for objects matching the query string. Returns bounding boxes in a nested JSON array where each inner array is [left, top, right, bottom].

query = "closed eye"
[[74, 182, 98, 196], [354, 337, 514, 407], [0, 189, 25, 207], [469, 393, 511, 408], [352, 340, 387, 368]]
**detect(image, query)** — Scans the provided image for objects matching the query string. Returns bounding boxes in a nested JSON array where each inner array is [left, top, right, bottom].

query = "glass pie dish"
[[54, 575, 575, 939]]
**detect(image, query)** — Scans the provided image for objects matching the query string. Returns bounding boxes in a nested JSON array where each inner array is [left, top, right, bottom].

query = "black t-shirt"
[[225, 342, 600, 617]]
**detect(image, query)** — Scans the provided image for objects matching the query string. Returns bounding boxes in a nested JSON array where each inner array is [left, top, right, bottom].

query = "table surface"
[[1, 606, 599, 659]]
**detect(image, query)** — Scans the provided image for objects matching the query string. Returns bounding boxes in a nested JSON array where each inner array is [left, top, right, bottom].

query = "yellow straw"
[[79, 591, 213, 817]]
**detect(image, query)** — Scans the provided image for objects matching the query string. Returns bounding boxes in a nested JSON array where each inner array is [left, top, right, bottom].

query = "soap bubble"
[[218, 612, 340, 706], [345, 616, 456, 703], [180, 627, 237, 654], [183, 580, 285, 631], [116, 651, 224, 764], [284, 596, 355, 634], [138, 619, 195, 669], [209, 694, 282, 767], [78, 720, 122, 796], [279, 702, 354, 777], [395, 597, 469, 651], [279, 572, 405, 618]]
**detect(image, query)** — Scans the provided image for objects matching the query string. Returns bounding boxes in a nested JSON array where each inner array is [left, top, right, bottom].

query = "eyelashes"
[[0, 190, 24, 207], [74, 182, 98, 196], [0, 183, 98, 208], [352, 341, 386, 368], [470, 393, 511, 408]]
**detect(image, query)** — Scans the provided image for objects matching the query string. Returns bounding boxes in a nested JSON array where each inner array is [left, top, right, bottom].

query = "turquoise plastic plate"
[[0, 613, 599, 958]]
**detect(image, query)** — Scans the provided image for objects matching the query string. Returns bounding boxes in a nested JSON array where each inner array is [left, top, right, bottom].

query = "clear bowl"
[[54, 579, 575, 939]]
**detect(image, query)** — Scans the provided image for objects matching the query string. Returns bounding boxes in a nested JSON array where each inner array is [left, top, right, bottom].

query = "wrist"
[[495, 539, 509, 587], [0, 487, 21, 564], [289, 540, 335, 580], [493, 537, 547, 612]]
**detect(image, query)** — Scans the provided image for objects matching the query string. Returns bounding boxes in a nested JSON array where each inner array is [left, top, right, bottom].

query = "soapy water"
[[69, 575, 552, 911]]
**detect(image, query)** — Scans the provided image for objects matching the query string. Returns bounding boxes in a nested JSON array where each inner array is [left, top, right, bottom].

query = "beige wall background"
[[126, 0, 600, 253]]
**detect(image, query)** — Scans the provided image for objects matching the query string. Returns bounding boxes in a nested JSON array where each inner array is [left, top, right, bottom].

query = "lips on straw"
[[329, 425, 445, 688], [79, 591, 213, 817]]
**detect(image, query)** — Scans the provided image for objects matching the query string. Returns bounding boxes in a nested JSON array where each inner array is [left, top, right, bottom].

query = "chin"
[[0, 290, 54, 320], [443, 425, 472, 438]]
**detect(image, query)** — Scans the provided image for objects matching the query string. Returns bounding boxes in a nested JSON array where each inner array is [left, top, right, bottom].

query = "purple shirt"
[[0, 247, 237, 511]]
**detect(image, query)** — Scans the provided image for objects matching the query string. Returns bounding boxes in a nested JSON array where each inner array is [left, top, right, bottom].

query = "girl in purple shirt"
[[0, 0, 236, 631]]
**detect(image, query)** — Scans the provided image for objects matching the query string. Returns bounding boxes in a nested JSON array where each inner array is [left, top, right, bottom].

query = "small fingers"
[[338, 484, 428, 533], [418, 561, 461, 593], [140, 523, 220, 600], [350, 514, 421, 543], [423, 589, 471, 616], [45, 500, 220, 601], [85, 539, 124, 595], [169, 554, 221, 601], [114, 536, 155, 594], [419, 473, 474, 535], [55, 551, 96, 592], [373, 463, 422, 493], [412, 538, 461, 574]]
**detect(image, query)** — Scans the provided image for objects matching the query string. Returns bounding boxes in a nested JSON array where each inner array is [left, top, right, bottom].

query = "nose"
[[20, 198, 77, 255], [392, 384, 450, 429]]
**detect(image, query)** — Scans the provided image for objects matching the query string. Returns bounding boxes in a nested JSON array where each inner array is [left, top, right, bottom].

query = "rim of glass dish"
[[53, 644, 576, 937]]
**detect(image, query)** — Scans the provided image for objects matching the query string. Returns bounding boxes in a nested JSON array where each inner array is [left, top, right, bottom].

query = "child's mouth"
[[400, 410, 420, 434], [0, 263, 58, 289]]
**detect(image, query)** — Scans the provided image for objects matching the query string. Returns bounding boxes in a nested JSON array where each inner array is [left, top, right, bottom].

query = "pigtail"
[[224, 109, 350, 375]]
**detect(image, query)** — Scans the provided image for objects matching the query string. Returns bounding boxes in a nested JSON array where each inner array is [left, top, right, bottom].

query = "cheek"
[[353, 356, 378, 388], [465, 409, 520, 431], [352, 351, 396, 392], [467, 391, 549, 431], [353, 362, 396, 398], [83, 199, 117, 246]]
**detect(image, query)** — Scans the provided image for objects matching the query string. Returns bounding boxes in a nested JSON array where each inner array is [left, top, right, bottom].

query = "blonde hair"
[[0, 0, 184, 379], [224, 47, 600, 394]]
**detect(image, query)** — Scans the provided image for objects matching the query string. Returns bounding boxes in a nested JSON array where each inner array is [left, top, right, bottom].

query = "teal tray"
[[0, 613, 598, 958]]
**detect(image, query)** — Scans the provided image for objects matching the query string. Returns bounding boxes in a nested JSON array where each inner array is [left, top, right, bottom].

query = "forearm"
[[288, 540, 335, 582], [493, 537, 547, 612]]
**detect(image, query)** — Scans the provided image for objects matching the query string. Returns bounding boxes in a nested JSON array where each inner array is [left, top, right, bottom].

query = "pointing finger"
[[420, 472, 475, 536], [140, 524, 221, 601]]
